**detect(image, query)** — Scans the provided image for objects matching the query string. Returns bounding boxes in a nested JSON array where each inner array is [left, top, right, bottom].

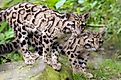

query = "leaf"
[[4, 29, 14, 40], [91, 1, 98, 8], [0, 33, 5, 42], [117, 28, 121, 34], [78, 0, 84, 4], [55, 0, 66, 9], [0, 21, 8, 32]]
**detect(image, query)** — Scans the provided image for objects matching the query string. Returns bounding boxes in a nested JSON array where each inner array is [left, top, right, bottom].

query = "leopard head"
[[81, 28, 106, 51], [66, 13, 89, 35]]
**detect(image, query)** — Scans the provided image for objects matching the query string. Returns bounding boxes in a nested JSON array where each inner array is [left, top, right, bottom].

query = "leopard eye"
[[74, 17, 79, 20], [99, 40, 103, 43], [79, 22, 86, 32], [80, 22, 86, 30]]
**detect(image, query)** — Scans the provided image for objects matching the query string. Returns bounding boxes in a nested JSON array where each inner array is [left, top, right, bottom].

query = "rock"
[[0, 56, 75, 80], [0, 58, 45, 80]]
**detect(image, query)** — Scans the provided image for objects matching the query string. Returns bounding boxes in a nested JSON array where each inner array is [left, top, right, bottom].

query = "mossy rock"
[[0, 55, 86, 80], [29, 55, 74, 80]]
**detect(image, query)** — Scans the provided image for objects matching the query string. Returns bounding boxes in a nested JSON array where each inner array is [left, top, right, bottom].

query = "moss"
[[30, 56, 73, 80]]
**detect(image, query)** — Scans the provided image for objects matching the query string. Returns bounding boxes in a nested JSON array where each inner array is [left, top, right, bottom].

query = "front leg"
[[42, 33, 51, 64], [29, 35, 42, 59], [42, 34, 62, 71], [78, 51, 93, 78], [78, 51, 90, 70], [67, 51, 83, 73], [51, 44, 62, 71], [17, 28, 35, 64]]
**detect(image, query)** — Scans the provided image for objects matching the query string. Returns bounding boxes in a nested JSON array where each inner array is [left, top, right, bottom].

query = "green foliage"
[[55, 0, 66, 9], [1, 0, 23, 8], [0, 21, 14, 43], [90, 59, 121, 80], [0, 0, 121, 79]]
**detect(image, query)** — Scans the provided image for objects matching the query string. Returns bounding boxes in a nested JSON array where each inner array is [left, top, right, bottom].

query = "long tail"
[[0, 40, 19, 54], [0, 9, 16, 54], [0, 9, 7, 22]]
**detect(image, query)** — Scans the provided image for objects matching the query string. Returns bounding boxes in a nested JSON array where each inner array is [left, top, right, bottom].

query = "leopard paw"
[[73, 67, 93, 79], [31, 53, 40, 60], [24, 57, 36, 64], [52, 63, 62, 71]]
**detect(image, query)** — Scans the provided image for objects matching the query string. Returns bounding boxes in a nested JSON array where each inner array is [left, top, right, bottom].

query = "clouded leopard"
[[0, 27, 105, 74], [0, 2, 89, 70], [51, 28, 105, 76]]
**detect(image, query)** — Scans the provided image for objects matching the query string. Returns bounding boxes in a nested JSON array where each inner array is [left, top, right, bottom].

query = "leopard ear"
[[66, 13, 77, 20], [66, 13, 71, 19], [99, 27, 106, 37], [80, 12, 90, 20]]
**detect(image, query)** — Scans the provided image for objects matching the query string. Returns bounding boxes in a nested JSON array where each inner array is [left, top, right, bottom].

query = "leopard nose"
[[95, 49, 98, 52]]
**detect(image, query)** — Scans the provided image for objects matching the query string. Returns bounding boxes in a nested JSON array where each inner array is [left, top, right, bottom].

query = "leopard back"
[[0, 2, 89, 54]]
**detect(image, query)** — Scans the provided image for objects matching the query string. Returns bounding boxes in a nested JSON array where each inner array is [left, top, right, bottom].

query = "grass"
[[29, 55, 121, 80], [36, 55, 121, 80], [87, 59, 121, 80]]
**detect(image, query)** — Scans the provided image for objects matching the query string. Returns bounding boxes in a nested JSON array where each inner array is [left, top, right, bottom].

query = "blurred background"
[[0, 0, 121, 79]]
